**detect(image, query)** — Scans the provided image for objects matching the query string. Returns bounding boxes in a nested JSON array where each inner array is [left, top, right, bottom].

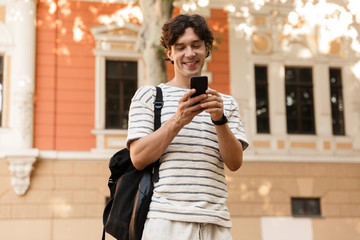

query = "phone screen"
[[190, 76, 208, 98]]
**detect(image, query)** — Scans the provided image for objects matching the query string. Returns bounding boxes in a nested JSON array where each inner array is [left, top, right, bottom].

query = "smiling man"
[[126, 14, 249, 240]]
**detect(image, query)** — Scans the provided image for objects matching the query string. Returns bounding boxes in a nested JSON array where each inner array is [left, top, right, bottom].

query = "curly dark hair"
[[160, 14, 214, 61]]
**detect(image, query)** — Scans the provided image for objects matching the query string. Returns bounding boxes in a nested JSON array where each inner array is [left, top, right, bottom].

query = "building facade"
[[0, 0, 359, 239]]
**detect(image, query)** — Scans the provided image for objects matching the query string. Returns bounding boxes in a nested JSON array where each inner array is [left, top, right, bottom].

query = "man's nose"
[[185, 47, 195, 57]]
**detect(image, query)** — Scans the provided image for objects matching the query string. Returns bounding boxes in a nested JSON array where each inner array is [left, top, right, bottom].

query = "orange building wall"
[[34, 1, 129, 150], [207, 9, 230, 95]]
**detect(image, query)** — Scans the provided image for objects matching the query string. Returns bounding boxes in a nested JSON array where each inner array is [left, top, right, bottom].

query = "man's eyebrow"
[[174, 43, 184, 47], [174, 40, 202, 46]]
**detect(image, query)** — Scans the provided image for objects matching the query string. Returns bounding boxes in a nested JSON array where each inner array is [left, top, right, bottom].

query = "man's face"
[[166, 27, 207, 80]]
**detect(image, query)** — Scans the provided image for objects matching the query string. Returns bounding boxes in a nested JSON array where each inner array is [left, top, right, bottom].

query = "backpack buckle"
[[154, 101, 163, 109]]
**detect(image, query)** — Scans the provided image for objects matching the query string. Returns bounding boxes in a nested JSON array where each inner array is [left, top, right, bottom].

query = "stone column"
[[7, 0, 36, 147], [4, 0, 38, 195], [228, 14, 253, 140]]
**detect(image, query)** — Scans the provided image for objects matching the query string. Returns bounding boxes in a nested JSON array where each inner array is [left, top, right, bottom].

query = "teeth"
[[185, 62, 196, 65]]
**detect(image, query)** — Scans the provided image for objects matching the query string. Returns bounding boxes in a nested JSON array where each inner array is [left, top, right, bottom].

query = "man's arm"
[[129, 89, 208, 170], [202, 89, 244, 171], [215, 124, 244, 171]]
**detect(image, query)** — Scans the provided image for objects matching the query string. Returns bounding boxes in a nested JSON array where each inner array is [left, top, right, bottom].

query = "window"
[[255, 65, 270, 133], [285, 67, 315, 134], [0, 55, 3, 126], [291, 197, 321, 217], [105, 60, 137, 129], [329, 68, 345, 135]]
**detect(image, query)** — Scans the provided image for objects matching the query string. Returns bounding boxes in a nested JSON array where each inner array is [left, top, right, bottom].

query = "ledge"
[[244, 153, 360, 164]]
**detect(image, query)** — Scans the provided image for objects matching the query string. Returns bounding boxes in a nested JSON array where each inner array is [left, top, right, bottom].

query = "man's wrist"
[[168, 115, 184, 133], [212, 114, 228, 125]]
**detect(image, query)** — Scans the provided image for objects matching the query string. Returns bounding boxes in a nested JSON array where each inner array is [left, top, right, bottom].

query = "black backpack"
[[102, 86, 163, 240]]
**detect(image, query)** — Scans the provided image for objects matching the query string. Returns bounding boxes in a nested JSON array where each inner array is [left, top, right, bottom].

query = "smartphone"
[[190, 76, 208, 98]]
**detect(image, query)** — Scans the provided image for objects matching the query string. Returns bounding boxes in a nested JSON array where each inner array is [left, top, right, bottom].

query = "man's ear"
[[205, 44, 212, 58], [165, 48, 173, 61]]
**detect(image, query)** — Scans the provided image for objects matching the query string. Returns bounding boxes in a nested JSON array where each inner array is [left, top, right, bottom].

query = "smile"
[[184, 61, 198, 66]]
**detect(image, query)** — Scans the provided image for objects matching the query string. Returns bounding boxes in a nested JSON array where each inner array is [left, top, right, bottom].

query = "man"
[[126, 14, 248, 240]]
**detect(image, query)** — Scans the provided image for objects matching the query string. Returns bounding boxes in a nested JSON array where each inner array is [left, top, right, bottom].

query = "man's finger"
[[205, 89, 219, 96], [180, 89, 196, 102]]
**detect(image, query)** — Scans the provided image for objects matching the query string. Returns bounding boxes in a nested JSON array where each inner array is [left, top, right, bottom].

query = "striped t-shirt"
[[126, 83, 248, 228]]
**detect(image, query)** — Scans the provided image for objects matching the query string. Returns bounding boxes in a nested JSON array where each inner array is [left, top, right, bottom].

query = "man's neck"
[[166, 76, 191, 89]]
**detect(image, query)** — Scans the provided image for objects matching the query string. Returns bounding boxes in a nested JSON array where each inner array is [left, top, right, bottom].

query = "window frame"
[[90, 22, 143, 150], [105, 59, 138, 130], [329, 67, 345, 136], [285, 66, 316, 135], [291, 197, 322, 217], [254, 65, 270, 134]]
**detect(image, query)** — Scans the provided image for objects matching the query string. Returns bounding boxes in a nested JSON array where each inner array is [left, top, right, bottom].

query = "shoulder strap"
[[154, 86, 163, 131], [152, 86, 163, 183]]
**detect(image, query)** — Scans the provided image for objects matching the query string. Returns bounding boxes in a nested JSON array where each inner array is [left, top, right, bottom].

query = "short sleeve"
[[225, 96, 249, 150], [126, 86, 156, 148]]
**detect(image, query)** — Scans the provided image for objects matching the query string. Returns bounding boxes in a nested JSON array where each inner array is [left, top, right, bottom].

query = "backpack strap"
[[154, 86, 163, 131], [152, 86, 163, 183]]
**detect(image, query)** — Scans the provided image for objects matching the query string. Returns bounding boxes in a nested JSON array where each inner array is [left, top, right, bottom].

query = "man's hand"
[[172, 89, 208, 128], [200, 89, 224, 122]]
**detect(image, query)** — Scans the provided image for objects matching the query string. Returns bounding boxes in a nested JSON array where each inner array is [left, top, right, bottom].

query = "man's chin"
[[185, 71, 202, 78]]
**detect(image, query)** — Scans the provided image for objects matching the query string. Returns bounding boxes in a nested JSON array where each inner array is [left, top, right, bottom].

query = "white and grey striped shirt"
[[126, 84, 248, 228]]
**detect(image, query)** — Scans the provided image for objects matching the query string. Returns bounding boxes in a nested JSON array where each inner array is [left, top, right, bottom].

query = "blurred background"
[[0, 0, 359, 239]]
